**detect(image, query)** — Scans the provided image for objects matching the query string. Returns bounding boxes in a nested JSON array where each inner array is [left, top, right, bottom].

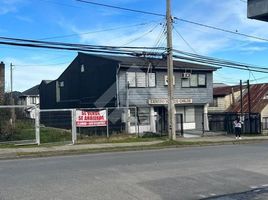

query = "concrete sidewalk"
[[1, 135, 268, 159], [180, 135, 268, 142], [0, 141, 162, 159]]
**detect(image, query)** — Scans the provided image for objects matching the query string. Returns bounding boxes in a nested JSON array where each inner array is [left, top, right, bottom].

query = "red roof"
[[213, 85, 242, 96], [226, 83, 268, 113]]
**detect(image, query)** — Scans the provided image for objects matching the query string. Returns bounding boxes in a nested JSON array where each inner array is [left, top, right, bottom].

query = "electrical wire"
[[121, 22, 162, 46], [173, 26, 198, 54], [14, 62, 70, 67], [40, 21, 158, 40], [76, 0, 165, 17], [76, 0, 268, 43]]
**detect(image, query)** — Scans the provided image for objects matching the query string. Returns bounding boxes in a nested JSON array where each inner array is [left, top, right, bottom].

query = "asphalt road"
[[1, 143, 268, 200]]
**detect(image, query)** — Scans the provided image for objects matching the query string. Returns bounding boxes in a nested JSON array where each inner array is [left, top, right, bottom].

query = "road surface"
[[1, 142, 268, 200]]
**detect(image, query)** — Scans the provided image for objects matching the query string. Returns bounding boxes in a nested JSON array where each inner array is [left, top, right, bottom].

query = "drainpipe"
[[116, 63, 121, 108]]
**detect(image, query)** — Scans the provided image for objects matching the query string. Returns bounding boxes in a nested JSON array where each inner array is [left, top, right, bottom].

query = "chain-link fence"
[[208, 112, 261, 134], [40, 109, 73, 144], [76, 107, 139, 143], [0, 105, 38, 144]]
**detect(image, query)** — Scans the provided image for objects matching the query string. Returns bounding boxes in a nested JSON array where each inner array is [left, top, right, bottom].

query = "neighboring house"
[[208, 85, 244, 113], [19, 85, 40, 119], [208, 83, 268, 133], [227, 84, 268, 130], [39, 52, 218, 134]]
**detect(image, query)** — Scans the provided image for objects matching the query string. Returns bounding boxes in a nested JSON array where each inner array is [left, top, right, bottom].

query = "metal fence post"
[[135, 107, 139, 137], [71, 109, 77, 144], [106, 108, 109, 138], [35, 107, 40, 145]]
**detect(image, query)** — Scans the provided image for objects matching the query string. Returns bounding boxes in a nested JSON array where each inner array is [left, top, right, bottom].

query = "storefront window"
[[138, 107, 150, 125]]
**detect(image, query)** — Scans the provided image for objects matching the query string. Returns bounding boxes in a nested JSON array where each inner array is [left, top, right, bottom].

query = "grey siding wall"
[[118, 69, 213, 107]]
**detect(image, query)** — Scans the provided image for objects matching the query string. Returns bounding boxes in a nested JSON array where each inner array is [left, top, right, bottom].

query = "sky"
[[1, 0, 268, 92]]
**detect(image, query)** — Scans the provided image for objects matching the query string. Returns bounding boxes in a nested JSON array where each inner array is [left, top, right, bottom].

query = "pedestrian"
[[233, 117, 242, 139]]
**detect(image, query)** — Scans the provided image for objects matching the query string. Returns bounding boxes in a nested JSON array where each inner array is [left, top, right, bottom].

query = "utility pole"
[[10, 63, 13, 101], [240, 80, 243, 134], [10, 63, 15, 126], [166, 0, 176, 140], [247, 80, 252, 133]]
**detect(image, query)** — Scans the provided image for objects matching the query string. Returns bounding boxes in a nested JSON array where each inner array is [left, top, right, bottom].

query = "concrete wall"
[[0, 62, 4, 104]]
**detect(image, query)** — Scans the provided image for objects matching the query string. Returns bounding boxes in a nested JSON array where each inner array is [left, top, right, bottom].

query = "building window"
[[127, 72, 136, 87], [263, 117, 268, 130], [148, 73, 156, 87], [138, 107, 150, 125], [198, 74, 206, 86], [126, 72, 156, 88], [30, 97, 36, 104], [136, 72, 146, 87], [209, 97, 218, 107], [81, 64, 85, 72], [182, 74, 207, 88], [176, 106, 195, 123], [185, 107, 195, 123]]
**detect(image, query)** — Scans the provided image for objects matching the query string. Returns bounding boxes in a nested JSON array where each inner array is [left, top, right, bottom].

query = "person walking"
[[234, 117, 242, 139]]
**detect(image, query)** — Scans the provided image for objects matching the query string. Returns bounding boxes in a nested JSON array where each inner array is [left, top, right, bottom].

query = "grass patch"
[[40, 127, 71, 143], [77, 134, 166, 144]]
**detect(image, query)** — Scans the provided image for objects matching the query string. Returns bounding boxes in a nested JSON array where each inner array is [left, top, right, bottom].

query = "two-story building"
[[19, 84, 40, 119], [39, 52, 218, 135]]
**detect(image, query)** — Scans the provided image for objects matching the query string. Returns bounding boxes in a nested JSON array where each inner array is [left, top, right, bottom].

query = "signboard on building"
[[76, 110, 107, 127], [148, 98, 192, 105]]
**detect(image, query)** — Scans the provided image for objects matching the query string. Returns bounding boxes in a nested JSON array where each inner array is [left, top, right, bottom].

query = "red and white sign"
[[76, 110, 107, 127]]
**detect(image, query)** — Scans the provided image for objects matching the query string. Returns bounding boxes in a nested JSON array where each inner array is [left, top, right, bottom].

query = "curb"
[[0, 138, 268, 160]]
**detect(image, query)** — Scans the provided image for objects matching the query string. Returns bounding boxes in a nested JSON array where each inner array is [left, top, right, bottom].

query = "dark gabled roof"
[[41, 80, 53, 84], [78, 52, 219, 71], [227, 83, 268, 113], [21, 84, 39, 96], [213, 85, 242, 96]]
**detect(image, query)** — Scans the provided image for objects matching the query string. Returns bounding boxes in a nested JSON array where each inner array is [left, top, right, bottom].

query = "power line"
[[2, 34, 268, 75], [76, 0, 268, 43], [40, 21, 158, 40], [13, 62, 70, 67], [173, 26, 197, 54], [173, 18, 268, 43], [76, 0, 165, 17], [121, 22, 162, 46]]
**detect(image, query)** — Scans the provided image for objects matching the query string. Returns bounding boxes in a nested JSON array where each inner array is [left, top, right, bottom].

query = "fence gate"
[[39, 109, 73, 144]]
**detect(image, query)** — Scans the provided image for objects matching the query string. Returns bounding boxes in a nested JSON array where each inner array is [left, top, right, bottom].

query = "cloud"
[[15, 15, 33, 23], [2, 55, 72, 92], [0, 0, 25, 15]]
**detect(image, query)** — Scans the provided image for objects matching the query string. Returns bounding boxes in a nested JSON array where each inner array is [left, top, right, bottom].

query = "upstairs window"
[[182, 74, 207, 88], [126, 72, 156, 88]]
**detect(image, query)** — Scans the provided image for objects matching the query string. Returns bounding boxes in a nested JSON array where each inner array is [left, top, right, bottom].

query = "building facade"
[[40, 52, 218, 134], [19, 85, 40, 119]]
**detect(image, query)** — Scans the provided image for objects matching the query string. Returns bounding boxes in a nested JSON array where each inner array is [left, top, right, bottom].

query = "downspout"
[[116, 63, 121, 108]]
